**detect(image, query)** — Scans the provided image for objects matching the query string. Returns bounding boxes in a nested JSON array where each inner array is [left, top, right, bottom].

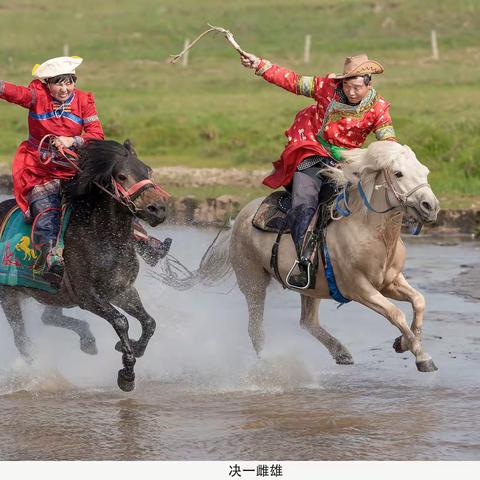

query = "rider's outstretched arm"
[[0, 80, 35, 109], [240, 52, 333, 101]]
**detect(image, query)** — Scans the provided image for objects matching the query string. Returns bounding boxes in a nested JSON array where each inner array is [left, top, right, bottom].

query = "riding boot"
[[135, 236, 172, 267], [33, 241, 65, 287], [287, 205, 316, 289], [29, 193, 64, 287], [288, 258, 311, 289], [132, 219, 172, 266]]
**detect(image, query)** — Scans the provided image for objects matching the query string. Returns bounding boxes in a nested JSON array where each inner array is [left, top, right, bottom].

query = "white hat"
[[32, 56, 83, 81]]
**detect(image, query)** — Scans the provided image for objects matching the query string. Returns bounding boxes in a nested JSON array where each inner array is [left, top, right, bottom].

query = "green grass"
[[0, 0, 479, 205], [164, 184, 271, 204]]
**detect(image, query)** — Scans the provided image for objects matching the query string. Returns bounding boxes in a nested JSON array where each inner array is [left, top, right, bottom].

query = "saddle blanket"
[[0, 204, 70, 293]]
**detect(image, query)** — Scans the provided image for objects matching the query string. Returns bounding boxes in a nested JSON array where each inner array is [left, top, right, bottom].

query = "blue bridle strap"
[[335, 184, 352, 217], [357, 178, 395, 214], [335, 175, 427, 235]]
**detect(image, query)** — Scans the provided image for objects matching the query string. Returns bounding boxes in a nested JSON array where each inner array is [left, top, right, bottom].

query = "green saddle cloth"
[[0, 205, 70, 293]]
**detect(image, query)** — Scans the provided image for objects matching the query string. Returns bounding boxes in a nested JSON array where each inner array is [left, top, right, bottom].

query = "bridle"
[[37, 135, 170, 215], [333, 168, 432, 233], [382, 169, 431, 212]]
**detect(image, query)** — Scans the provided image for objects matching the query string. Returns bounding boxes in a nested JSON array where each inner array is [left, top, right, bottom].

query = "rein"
[[37, 135, 169, 214]]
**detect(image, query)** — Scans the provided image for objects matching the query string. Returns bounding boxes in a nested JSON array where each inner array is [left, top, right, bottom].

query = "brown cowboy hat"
[[332, 54, 384, 79]]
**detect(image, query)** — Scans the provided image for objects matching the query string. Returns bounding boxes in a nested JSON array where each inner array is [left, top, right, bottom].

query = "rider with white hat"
[[1, 56, 171, 284]]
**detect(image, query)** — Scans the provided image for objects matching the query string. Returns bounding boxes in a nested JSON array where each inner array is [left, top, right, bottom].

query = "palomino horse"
[[0, 140, 169, 391], [174, 142, 440, 372]]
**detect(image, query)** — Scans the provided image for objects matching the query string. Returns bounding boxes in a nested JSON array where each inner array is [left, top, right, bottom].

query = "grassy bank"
[[0, 0, 479, 205]]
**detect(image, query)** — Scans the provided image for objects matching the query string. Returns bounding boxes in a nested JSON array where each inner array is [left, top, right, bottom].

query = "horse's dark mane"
[[65, 139, 134, 201]]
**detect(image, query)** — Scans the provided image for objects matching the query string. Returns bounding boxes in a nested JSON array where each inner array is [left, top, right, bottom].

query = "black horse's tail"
[[151, 228, 233, 290]]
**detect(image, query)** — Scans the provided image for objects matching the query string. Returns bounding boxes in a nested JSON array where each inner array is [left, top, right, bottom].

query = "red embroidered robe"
[[254, 61, 396, 188], [0, 79, 104, 212]]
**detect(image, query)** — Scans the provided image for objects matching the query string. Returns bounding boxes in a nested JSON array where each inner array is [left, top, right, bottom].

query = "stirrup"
[[285, 259, 313, 290]]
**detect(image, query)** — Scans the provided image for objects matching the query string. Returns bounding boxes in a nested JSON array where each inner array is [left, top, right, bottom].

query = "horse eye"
[[117, 173, 127, 182], [394, 171, 403, 178]]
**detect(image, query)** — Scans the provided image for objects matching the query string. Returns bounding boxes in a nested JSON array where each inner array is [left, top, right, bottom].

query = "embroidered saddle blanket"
[[0, 201, 70, 293]]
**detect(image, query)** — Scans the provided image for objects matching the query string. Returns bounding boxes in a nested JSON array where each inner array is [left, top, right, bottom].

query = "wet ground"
[[0, 226, 479, 460]]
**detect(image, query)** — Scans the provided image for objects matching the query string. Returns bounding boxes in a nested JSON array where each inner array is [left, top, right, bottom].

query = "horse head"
[[69, 139, 169, 227], [338, 141, 440, 224]]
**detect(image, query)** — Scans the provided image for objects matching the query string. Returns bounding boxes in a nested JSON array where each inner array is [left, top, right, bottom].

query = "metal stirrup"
[[285, 259, 312, 290]]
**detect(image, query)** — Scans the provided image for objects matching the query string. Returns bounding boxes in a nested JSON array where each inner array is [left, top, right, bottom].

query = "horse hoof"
[[117, 369, 135, 392], [335, 353, 354, 365], [416, 359, 438, 373], [80, 337, 98, 355], [393, 336, 407, 353]]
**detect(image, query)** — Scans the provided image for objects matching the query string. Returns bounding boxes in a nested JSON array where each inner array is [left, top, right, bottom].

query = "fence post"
[[304, 34, 311, 64], [431, 30, 439, 60]]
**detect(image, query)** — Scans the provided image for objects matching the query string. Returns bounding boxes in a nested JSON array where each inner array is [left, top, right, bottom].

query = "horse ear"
[[123, 139, 137, 156]]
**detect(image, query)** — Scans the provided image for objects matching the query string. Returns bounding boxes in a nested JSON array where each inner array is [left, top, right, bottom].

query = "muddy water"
[[0, 225, 478, 460]]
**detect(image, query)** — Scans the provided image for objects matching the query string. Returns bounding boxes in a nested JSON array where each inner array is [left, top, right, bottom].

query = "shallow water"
[[0, 224, 479, 460]]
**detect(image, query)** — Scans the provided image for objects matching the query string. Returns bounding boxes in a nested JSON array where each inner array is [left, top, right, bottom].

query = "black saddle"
[[252, 191, 292, 233]]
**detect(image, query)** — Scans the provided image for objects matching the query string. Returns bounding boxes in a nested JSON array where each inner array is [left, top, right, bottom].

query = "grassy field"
[[0, 0, 479, 206]]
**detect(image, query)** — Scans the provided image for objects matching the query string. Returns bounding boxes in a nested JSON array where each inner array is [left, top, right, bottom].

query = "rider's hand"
[[240, 52, 261, 69], [54, 136, 75, 149]]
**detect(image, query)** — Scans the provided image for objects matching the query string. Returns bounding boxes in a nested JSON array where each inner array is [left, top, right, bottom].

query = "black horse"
[[0, 139, 168, 391]]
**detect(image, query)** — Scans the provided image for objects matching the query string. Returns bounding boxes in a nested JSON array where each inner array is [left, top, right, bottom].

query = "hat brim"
[[32, 56, 83, 80], [333, 60, 384, 79]]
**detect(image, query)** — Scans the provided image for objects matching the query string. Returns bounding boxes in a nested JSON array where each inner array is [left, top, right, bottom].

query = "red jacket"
[[0, 79, 104, 211], [254, 61, 396, 188]]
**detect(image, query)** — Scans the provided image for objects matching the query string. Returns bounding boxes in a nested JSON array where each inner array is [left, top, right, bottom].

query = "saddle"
[[252, 191, 292, 233], [252, 190, 349, 301], [252, 190, 333, 234]]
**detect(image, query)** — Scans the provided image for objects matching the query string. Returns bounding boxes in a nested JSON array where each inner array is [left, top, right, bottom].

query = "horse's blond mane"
[[324, 141, 406, 188]]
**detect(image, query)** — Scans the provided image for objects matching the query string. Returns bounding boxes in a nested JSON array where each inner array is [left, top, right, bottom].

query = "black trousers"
[[29, 193, 62, 247], [287, 165, 335, 252]]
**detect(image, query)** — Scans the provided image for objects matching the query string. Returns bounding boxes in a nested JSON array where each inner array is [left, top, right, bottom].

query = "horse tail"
[[152, 227, 233, 290]]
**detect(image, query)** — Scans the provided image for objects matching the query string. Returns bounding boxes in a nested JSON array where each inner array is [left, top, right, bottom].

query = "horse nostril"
[[421, 201, 431, 211], [147, 203, 166, 215]]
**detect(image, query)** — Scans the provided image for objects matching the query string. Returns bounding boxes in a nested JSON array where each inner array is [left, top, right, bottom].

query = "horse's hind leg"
[[234, 259, 270, 356], [112, 287, 155, 358], [0, 288, 34, 362], [41, 306, 98, 355], [300, 295, 353, 365], [381, 273, 425, 354]]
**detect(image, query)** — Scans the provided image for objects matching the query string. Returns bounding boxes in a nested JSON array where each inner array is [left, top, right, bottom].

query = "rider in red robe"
[[1, 56, 170, 284], [241, 53, 397, 288], [0, 56, 103, 283]]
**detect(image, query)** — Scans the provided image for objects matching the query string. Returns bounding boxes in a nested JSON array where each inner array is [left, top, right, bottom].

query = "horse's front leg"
[[352, 280, 437, 372], [81, 296, 136, 391], [112, 287, 155, 358], [381, 273, 425, 354]]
